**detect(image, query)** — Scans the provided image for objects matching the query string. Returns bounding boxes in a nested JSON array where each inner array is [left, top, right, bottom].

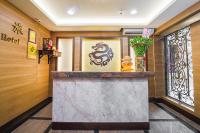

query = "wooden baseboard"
[[149, 97, 163, 103], [52, 122, 149, 130], [0, 97, 52, 133]]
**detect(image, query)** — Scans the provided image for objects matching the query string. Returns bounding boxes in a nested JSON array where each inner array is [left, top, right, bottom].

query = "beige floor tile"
[[33, 103, 52, 118], [149, 103, 174, 120], [11, 103, 199, 133], [12, 119, 51, 133], [150, 121, 195, 133]]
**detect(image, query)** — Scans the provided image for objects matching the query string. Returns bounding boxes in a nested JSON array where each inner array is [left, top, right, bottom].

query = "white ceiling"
[[8, 0, 199, 31]]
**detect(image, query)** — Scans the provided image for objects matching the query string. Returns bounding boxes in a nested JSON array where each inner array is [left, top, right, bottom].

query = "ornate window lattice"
[[165, 27, 194, 106]]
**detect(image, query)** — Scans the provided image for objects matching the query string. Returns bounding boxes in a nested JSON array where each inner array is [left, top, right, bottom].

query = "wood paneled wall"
[[190, 21, 200, 118], [147, 42, 155, 98], [153, 36, 165, 98], [0, 0, 50, 126], [147, 36, 166, 98], [155, 1, 200, 35]]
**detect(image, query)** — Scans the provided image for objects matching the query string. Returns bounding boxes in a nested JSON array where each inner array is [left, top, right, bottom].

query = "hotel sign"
[[0, 22, 23, 45], [1, 34, 20, 44]]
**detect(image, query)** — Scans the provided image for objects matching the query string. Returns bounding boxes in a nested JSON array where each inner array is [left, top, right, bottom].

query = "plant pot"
[[135, 56, 145, 72]]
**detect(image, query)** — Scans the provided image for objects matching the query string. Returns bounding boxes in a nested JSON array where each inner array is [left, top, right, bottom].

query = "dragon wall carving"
[[89, 42, 114, 66]]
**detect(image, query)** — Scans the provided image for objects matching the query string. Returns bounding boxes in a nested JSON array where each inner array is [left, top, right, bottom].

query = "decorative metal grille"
[[165, 27, 194, 106]]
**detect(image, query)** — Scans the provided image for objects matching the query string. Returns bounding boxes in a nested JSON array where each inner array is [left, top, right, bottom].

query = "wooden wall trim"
[[120, 37, 123, 59], [155, 1, 200, 35], [121, 37, 129, 57], [191, 21, 200, 118]]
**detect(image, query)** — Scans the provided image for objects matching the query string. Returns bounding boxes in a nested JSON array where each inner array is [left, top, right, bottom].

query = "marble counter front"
[[52, 72, 154, 130]]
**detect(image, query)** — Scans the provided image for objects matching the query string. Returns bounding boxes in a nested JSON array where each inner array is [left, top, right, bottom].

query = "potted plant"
[[129, 36, 153, 72]]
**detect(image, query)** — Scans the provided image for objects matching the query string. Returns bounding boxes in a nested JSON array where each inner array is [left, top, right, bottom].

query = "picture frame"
[[81, 37, 122, 72], [27, 42, 37, 59], [43, 38, 50, 50], [28, 28, 36, 43]]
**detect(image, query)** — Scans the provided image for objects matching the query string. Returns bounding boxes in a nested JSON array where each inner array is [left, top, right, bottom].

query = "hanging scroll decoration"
[[89, 42, 114, 66], [165, 27, 194, 106]]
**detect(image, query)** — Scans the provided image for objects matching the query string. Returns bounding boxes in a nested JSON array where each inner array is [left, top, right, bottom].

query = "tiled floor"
[[12, 103, 200, 133]]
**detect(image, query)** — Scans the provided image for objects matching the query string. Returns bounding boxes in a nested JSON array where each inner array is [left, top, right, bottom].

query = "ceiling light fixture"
[[31, 0, 176, 26], [67, 6, 79, 16], [130, 9, 137, 15]]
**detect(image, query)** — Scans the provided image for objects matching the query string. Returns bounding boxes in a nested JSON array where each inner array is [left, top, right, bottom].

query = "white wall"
[[130, 46, 136, 70], [57, 38, 73, 71]]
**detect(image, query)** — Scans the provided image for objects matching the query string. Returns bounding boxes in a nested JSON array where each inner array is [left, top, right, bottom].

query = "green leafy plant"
[[129, 36, 153, 56]]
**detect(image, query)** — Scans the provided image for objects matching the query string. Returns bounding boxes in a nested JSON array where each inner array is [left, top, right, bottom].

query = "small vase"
[[135, 56, 145, 72]]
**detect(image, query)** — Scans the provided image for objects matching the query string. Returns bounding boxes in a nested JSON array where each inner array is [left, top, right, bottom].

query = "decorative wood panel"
[[152, 37, 166, 98], [147, 40, 155, 98], [0, 0, 50, 126], [121, 37, 129, 57]]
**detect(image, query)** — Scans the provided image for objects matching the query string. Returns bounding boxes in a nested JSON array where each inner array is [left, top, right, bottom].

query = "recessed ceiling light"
[[67, 6, 79, 15], [130, 9, 137, 15]]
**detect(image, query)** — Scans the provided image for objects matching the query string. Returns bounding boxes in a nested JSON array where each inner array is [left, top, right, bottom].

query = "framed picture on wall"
[[27, 42, 37, 59], [28, 28, 36, 43], [43, 38, 51, 50], [81, 37, 122, 72]]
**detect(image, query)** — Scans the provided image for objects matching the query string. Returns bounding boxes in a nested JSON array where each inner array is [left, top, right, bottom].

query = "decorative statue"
[[121, 56, 133, 72]]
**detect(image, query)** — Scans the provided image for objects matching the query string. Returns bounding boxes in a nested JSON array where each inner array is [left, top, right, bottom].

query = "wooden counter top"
[[52, 71, 154, 79]]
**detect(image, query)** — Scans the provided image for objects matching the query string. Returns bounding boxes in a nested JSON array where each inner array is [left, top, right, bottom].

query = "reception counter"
[[52, 72, 154, 130]]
